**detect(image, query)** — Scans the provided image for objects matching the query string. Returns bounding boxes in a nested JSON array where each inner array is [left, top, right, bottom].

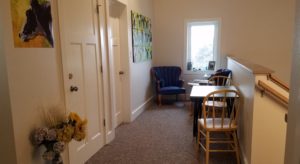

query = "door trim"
[[97, 0, 115, 143]]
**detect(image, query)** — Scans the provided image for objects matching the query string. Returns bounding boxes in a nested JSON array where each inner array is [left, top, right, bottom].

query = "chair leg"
[[158, 95, 162, 106], [206, 131, 210, 164], [233, 131, 240, 164], [184, 94, 189, 108], [198, 123, 201, 145]]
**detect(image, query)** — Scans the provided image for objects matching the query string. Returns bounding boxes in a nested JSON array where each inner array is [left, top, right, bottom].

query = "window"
[[185, 19, 220, 73]]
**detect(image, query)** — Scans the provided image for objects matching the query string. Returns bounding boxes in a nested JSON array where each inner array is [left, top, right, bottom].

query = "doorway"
[[107, 0, 130, 126]]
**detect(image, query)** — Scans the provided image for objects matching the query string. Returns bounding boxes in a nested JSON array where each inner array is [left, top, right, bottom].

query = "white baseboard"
[[131, 96, 153, 121], [115, 111, 122, 128], [105, 130, 115, 144]]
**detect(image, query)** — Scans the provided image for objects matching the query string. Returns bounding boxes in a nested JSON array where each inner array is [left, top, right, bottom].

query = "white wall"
[[1, 0, 66, 163], [152, 0, 295, 84], [127, 0, 154, 120], [285, 0, 300, 163], [252, 75, 287, 164], [1, 0, 154, 162], [0, 5, 17, 164], [228, 57, 289, 164], [228, 58, 255, 164]]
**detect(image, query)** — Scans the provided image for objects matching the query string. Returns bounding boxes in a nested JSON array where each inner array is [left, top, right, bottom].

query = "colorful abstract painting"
[[131, 11, 152, 62], [11, 0, 54, 48]]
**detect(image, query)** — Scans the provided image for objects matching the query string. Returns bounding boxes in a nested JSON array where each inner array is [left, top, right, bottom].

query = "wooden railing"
[[257, 80, 289, 105], [268, 74, 289, 92]]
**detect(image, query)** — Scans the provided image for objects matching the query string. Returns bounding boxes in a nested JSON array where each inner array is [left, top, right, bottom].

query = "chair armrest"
[[156, 80, 161, 91], [155, 80, 165, 90]]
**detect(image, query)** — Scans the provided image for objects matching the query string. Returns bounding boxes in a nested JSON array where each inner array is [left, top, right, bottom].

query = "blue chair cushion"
[[159, 86, 186, 95]]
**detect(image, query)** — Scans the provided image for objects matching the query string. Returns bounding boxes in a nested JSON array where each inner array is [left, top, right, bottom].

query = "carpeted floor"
[[86, 103, 237, 164]]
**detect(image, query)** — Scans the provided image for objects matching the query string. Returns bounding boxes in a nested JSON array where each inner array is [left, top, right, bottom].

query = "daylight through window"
[[185, 20, 219, 73]]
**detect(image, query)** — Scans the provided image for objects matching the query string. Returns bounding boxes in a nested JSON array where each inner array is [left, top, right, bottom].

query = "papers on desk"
[[193, 79, 210, 85], [193, 79, 202, 83]]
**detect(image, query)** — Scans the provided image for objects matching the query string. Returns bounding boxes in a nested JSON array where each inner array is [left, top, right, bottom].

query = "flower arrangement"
[[31, 112, 87, 164]]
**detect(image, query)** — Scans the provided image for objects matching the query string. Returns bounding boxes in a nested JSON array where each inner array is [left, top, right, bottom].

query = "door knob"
[[119, 71, 124, 75], [70, 86, 79, 92]]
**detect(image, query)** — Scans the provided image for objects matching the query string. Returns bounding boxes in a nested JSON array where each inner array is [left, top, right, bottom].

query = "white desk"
[[190, 85, 237, 98]]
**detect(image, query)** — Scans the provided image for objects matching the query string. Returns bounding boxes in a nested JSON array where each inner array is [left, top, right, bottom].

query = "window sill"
[[183, 70, 215, 75]]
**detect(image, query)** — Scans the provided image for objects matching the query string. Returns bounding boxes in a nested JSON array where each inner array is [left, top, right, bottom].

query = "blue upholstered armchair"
[[151, 66, 186, 105]]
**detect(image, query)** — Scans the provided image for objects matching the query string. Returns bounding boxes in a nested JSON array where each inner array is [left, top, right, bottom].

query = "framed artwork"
[[131, 11, 152, 62], [11, 0, 54, 48], [208, 61, 216, 70]]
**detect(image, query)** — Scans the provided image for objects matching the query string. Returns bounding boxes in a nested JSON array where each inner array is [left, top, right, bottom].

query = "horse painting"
[[19, 0, 53, 47]]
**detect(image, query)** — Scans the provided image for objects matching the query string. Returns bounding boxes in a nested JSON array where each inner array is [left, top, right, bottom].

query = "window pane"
[[190, 24, 215, 71]]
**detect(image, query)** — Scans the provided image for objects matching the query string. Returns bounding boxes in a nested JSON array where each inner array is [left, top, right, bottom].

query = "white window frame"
[[183, 18, 221, 75]]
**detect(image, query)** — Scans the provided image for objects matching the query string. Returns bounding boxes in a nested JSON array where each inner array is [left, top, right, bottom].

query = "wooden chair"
[[192, 74, 232, 116], [199, 68, 232, 86], [207, 75, 231, 86], [198, 89, 241, 164], [205, 76, 232, 115]]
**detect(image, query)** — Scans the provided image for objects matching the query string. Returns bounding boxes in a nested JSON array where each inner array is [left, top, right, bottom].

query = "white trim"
[[183, 18, 221, 75], [105, 130, 115, 144], [102, 0, 116, 144], [105, 0, 117, 136], [131, 96, 154, 121], [240, 143, 249, 164]]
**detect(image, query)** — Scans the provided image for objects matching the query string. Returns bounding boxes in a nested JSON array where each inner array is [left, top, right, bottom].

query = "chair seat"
[[159, 86, 186, 95], [198, 118, 237, 130], [204, 101, 227, 107]]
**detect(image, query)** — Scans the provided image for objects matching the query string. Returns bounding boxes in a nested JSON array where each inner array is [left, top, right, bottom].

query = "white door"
[[110, 14, 123, 127], [58, 0, 105, 163], [108, 1, 130, 126]]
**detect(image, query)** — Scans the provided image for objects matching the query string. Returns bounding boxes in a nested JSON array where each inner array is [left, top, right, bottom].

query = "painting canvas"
[[131, 11, 152, 62], [11, 0, 54, 48]]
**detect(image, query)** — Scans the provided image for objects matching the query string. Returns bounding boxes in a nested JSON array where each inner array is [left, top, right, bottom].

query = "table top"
[[190, 85, 238, 98]]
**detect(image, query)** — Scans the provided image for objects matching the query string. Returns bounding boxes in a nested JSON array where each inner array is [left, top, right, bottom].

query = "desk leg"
[[193, 100, 199, 137], [226, 98, 235, 116], [193, 98, 203, 137]]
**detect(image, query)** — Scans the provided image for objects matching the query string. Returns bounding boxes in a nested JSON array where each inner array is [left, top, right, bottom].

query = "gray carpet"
[[86, 103, 237, 164]]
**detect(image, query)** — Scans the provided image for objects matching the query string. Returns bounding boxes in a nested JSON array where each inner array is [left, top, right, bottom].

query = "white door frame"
[[97, 0, 115, 144]]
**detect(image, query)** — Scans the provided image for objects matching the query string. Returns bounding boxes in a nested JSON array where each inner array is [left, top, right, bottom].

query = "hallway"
[[87, 103, 237, 164]]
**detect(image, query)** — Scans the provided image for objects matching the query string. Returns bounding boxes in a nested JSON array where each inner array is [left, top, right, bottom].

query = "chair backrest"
[[151, 66, 182, 87], [208, 76, 231, 86], [202, 89, 241, 129]]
